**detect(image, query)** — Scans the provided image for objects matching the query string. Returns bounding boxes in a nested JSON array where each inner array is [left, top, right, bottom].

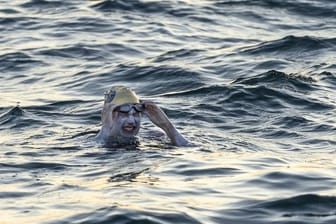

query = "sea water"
[[0, 1, 335, 223]]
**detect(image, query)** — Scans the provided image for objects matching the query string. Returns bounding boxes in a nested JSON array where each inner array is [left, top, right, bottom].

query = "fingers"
[[140, 101, 159, 113], [140, 99, 156, 106]]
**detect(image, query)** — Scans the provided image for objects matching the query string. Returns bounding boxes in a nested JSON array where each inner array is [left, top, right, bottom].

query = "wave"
[[240, 36, 336, 56], [36, 42, 143, 64], [172, 167, 241, 177], [254, 194, 336, 218], [108, 64, 205, 95], [0, 52, 45, 72], [317, 71, 336, 88], [0, 17, 21, 26], [0, 100, 99, 132], [37, 44, 102, 60], [0, 191, 35, 199], [51, 17, 112, 34], [0, 161, 71, 171], [26, 100, 100, 124], [165, 70, 333, 112], [229, 71, 328, 113], [0, 8, 19, 15], [218, 194, 336, 224], [0, 105, 24, 118], [91, 0, 171, 13], [247, 171, 335, 192], [45, 206, 202, 224], [152, 48, 205, 64], [214, 0, 336, 18], [274, 115, 336, 134], [0, 106, 25, 129], [0, 114, 47, 130], [91, 0, 198, 19], [20, 0, 75, 9], [71, 194, 335, 224], [91, 0, 336, 22], [232, 70, 315, 91]]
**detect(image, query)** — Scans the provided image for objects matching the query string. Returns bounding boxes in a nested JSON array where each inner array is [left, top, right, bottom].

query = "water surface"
[[1, 0, 335, 223]]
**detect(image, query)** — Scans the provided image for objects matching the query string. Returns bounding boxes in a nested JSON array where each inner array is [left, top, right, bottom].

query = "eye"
[[118, 111, 129, 117], [134, 104, 145, 112], [118, 110, 129, 114]]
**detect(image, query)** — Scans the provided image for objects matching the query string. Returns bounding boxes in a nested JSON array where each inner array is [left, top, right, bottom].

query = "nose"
[[126, 114, 136, 125]]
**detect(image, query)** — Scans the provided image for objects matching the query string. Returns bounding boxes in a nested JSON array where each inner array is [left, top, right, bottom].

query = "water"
[[1, 0, 336, 223]]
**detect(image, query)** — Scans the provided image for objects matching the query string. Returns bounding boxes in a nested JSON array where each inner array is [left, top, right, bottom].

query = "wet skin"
[[110, 108, 141, 138], [96, 101, 190, 146]]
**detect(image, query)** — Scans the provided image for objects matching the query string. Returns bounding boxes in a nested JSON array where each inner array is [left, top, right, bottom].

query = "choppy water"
[[1, 0, 336, 223]]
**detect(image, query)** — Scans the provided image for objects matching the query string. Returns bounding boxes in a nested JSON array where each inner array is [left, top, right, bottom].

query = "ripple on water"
[[1, 0, 336, 224], [212, 194, 336, 224], [0, 52, 45, 72], [45, 206, 203, 224], [91, 0, 172, 14], [240, 36, 336, 56], [246, 171, 335, 193], [253, 194, 336, 223], [0, 162, 72, 171], [109, 64, 205, 95]]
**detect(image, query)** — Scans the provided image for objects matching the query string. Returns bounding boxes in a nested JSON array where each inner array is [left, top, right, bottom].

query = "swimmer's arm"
[[141, 100, 189, 146]]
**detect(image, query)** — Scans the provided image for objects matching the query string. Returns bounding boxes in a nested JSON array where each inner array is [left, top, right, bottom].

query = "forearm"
[[154, 119, 189, 146], [165, 125, 189, 146], [143, 101, 189, 146]]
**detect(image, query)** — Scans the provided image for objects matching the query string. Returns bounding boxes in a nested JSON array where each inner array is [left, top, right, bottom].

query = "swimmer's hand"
[[141, 100, 190, 147]]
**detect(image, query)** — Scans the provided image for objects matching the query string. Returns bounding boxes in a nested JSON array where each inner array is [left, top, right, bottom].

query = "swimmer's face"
[[110, 105, 142, 137]]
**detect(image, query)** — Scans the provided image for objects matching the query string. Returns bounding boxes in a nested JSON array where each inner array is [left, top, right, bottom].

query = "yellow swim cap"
[[104, 86, 139, 105]]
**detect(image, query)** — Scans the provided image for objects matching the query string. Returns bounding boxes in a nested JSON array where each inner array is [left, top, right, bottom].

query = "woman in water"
[[95, 86, 189, 147]]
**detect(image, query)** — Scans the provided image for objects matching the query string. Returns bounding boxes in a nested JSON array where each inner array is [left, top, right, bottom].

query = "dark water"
[[1, 0, 336, 223]]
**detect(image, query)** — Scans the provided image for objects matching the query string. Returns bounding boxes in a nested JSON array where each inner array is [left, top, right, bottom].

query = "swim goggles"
[[115, 104, 145, 113]]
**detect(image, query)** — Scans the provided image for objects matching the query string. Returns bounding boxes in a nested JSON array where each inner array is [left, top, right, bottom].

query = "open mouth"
[[122, 125, 137, 133]]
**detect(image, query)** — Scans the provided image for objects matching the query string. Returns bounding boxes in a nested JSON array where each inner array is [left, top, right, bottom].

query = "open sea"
[[1, 0, 336, 223]]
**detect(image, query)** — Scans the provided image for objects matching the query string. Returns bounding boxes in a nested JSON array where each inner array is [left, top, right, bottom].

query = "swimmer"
[[95, 86, 190, 147]]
